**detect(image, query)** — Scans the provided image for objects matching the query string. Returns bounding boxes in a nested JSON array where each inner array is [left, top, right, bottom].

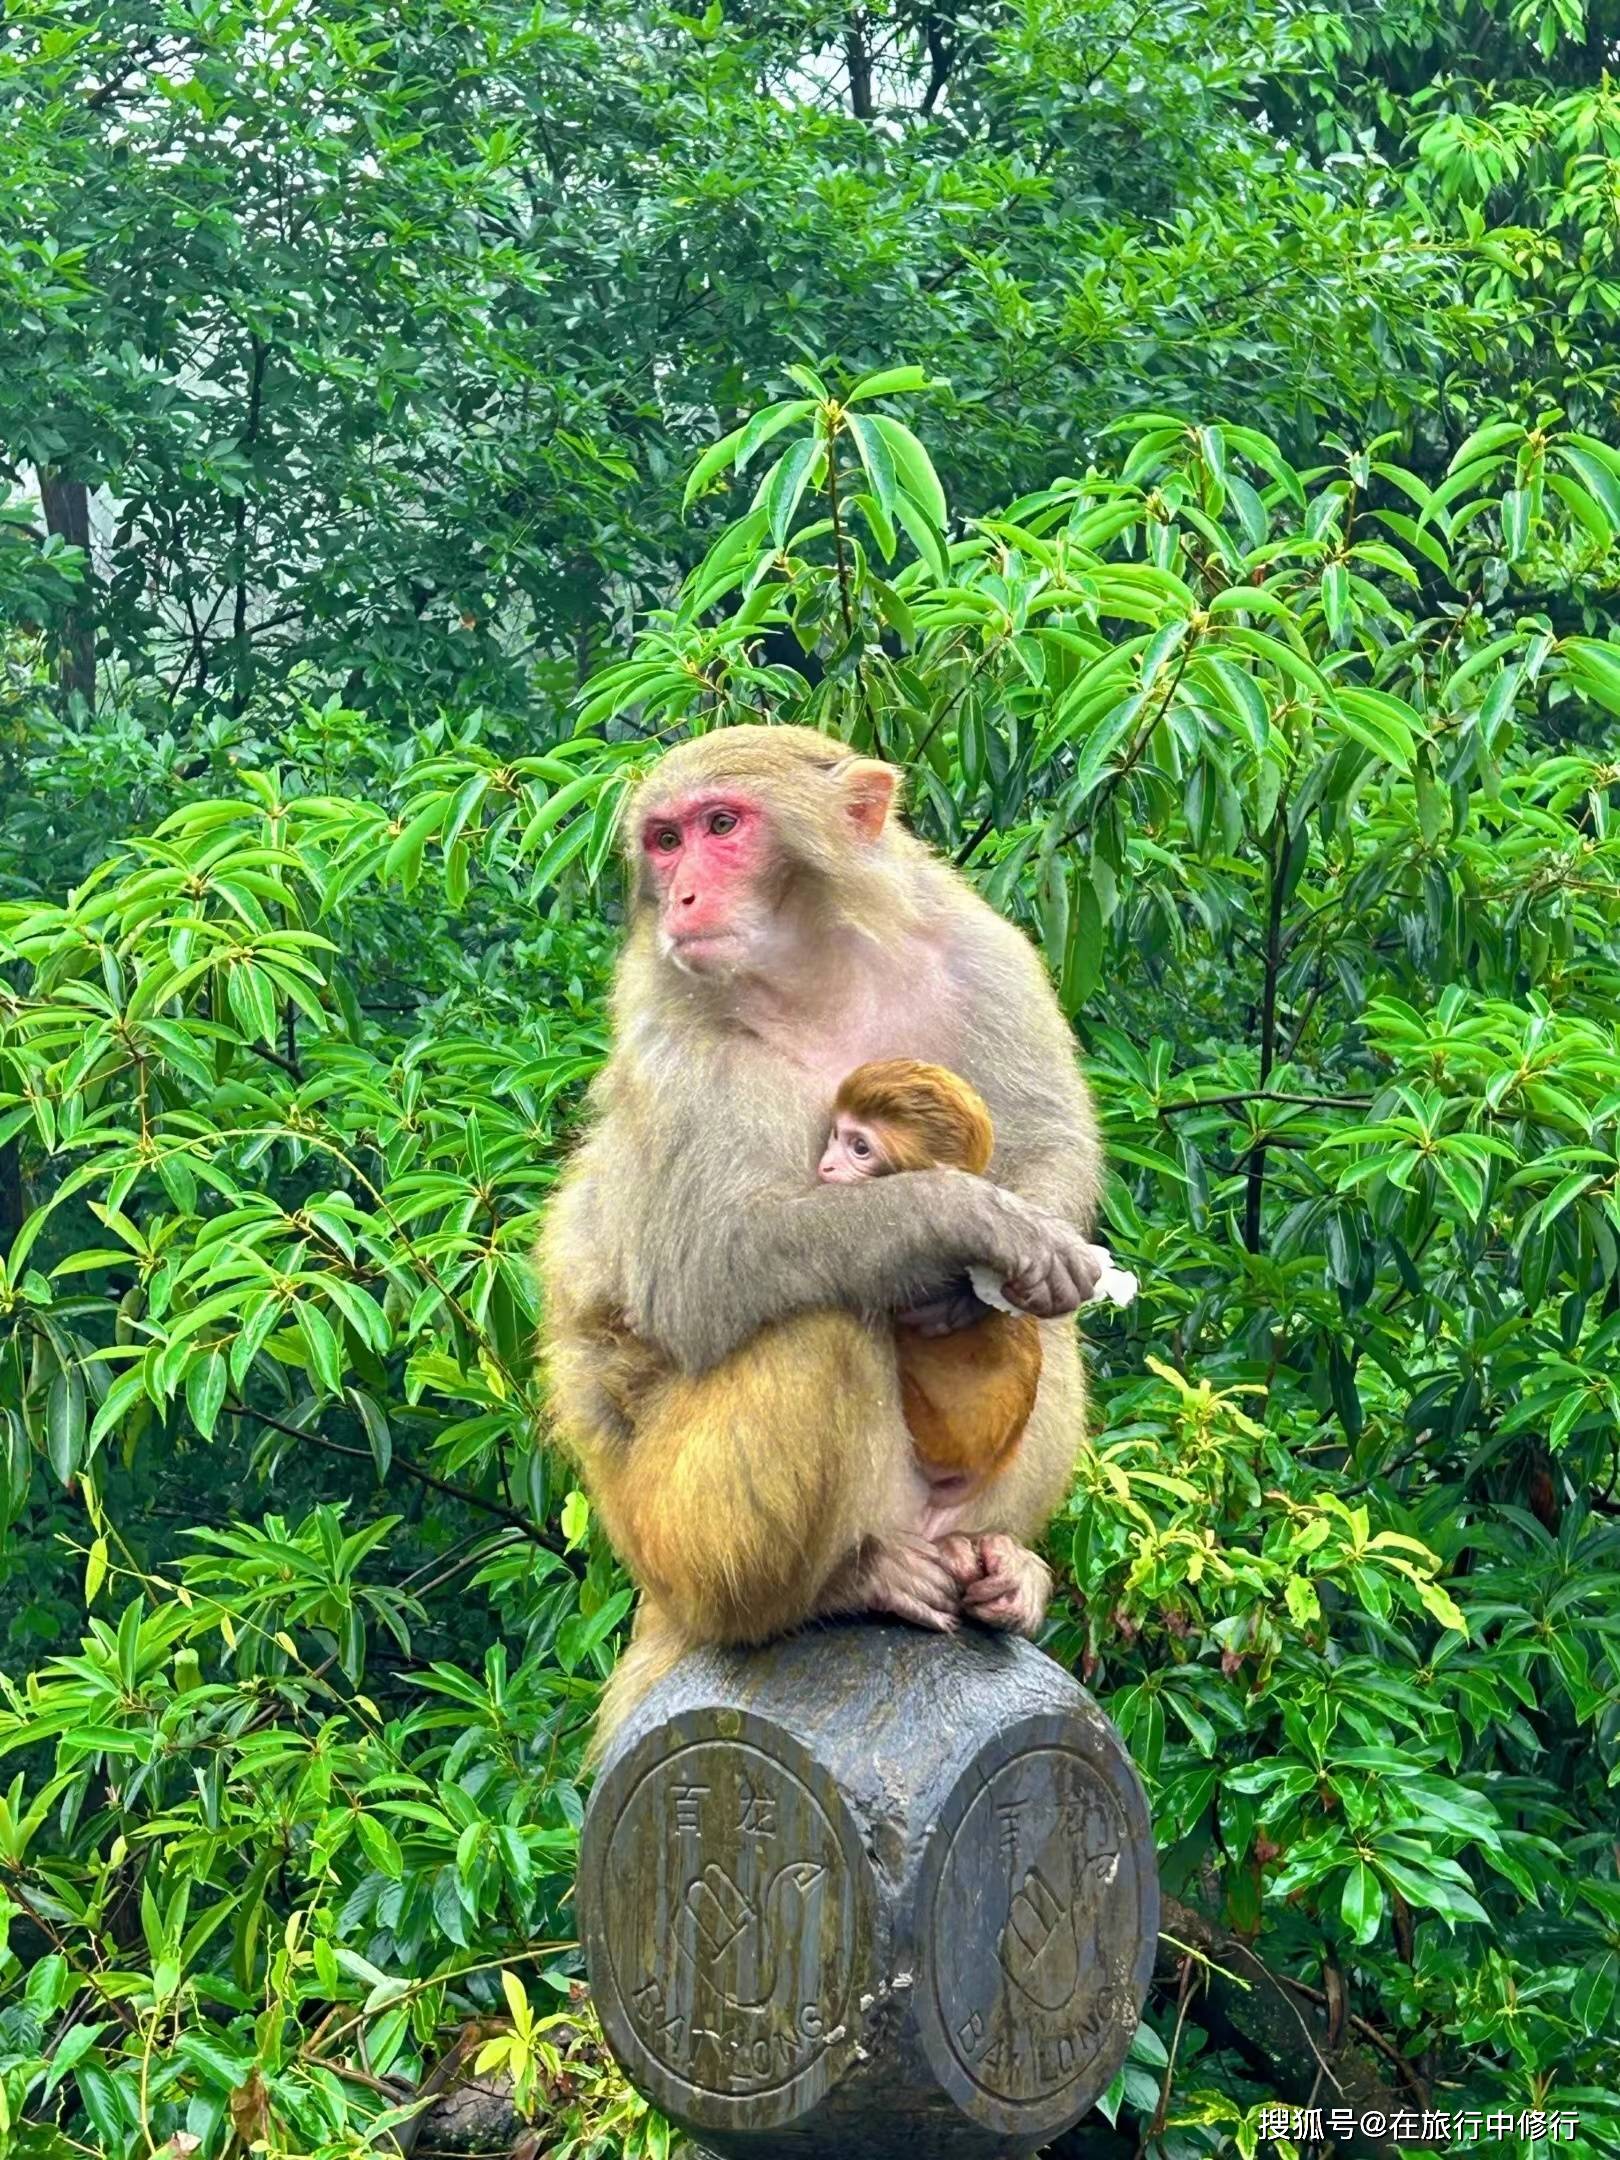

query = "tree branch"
[[1244, 810, 1294, 1253], [229, 334, 268, 716], [1160, 1091, 1371, 1115], [231, 1403, 567, 1556], [85, 38, 157, 111]]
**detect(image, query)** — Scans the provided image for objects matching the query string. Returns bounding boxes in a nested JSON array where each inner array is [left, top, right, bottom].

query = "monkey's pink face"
[[641, 791, 776, 974], [817, 1113, 889, 1183]]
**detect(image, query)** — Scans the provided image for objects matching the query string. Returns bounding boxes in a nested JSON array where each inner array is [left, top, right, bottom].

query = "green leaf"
[[1572, 1952, 1618, 2037], [298, 1301, 345, 1397], [46, 1365, 86, 1485], [783, 362, 830, 399], [1500, 486, 1530, 559], [1564, 638, 1620, 716], [432, 1867, 471, 1947], [350, 1389, 393, 1481], [891, 489, 949, 581], [1201, 656, 1270, 753], [846, 413, 899, 521], [1284, 1574, 1320, 1627], [1340, 1861, 1384, 1947], [865, 414, 948, 529], [1065, 698, 1142, 810], [382, 795, 449, 893], [185, 1349, 229, 1442], [763, 436, 821, 548], [1320, 560, 1350, 644], [681, 422, 748, 511], [1447, 419, 1524, 471], [844, 364, 934, 403], [1413, 1578, 1468, 1637], [356, 1812, 404, 1881], [734, 398, 816, 472], [1334, 686, 1418, 767], [519, 771, 612, 856]]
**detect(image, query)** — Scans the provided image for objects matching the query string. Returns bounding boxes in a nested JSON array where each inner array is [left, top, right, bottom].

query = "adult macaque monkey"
[[539, 725, 1105, 1738]]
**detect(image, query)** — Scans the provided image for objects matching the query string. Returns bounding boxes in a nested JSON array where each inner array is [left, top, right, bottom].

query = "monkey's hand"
[[896, 1279, 991, 1336], [844, 1533, 967, 1633], [978, 1194, 1105, 1319], [960, 1534, 1052, 1636]]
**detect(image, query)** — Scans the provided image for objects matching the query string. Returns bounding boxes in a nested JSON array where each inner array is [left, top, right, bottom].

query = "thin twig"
[[1159, 1091, 1372, 1115], [1275, 1974, 1429, 2102]]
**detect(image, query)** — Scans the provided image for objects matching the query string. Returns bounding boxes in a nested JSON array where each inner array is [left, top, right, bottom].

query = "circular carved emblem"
[[582, 1721, 875, 2133], [917, 1726, 1155, 2132]]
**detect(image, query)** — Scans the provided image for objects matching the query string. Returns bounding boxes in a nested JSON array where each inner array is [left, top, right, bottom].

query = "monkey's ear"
[[839, 759, 899, 843]]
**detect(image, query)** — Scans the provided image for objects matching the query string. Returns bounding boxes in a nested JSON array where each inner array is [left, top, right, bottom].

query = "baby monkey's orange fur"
[[825, 1061, 1042, 1496]]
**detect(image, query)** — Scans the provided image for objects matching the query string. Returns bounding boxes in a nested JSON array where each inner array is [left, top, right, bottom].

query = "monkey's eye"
[[652, 827, 680, 852], [708, 809, 738, 837], [851, 1134, 870, 1157]]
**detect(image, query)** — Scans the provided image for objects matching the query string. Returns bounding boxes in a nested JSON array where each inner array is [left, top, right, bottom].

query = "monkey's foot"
[[961, 1533, 1052, 1635], [848, 1533, 963, 1633]]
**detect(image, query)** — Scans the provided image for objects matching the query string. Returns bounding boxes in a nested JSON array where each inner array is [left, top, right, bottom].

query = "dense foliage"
[[3, 0, 1620, 2156]]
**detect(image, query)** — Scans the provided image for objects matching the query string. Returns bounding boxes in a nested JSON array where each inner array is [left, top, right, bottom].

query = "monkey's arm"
[[894, 1122, 1105, 1338], [636, 1168, 1095, 1372]]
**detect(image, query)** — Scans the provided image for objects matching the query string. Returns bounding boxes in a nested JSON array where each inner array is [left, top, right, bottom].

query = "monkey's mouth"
[[665, 929, 740, 970]]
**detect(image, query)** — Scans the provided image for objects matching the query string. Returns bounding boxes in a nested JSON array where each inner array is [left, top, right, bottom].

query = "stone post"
[[578, 1622, 1159, 2159]]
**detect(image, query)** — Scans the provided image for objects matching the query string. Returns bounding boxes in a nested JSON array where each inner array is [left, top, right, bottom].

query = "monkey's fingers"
[[969, 1589, 1033, 1632], [896, 1543, 969, 1609], [964, 1575, 1046, 1633], [1002, 1232, 1100, 1318], [934, 1533, 986, 1588], [1000, 1265, 1072, 1319], [858, 1534, 963, 1628], [898, 1284, 987, 1336], [963, 1537, 1051, 1636], [882, 1592, 960, 1633]]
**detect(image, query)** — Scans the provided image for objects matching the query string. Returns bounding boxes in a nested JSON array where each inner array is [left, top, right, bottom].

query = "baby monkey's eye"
[[708, 810, 738, 836], [851, 1134, 870, 1156]]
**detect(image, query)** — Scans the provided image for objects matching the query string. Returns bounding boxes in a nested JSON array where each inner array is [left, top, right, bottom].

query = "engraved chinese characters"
[[580, 1624, 1158, 2160], [919, 1734, 1154, 2128], [587, 1725, 872, 2130]]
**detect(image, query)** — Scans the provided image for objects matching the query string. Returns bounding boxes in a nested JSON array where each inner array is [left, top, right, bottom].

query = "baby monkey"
[[593, 1057, 1136, 1509], [818, 1061, 1054, 1502]]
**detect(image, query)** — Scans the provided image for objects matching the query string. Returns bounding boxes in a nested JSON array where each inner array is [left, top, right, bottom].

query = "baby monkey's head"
[[817, 1058, 995, 1183]]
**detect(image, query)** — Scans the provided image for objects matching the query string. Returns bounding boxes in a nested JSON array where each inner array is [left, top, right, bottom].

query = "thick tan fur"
[[537, 726, 1102, 1751]]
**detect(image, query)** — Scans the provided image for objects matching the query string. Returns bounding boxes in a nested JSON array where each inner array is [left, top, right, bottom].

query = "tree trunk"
[[845, 15, 873, 117], [1152, 1894, 1440, 2155], [0, 1139, 22, 1255], [37, 472, 95, 708]]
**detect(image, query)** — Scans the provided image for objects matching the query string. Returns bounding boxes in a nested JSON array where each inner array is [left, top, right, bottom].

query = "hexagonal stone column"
[[579, 1622, 1158, 2159]]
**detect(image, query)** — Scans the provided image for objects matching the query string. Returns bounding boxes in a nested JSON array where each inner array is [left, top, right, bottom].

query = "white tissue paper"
[[1091, 1262, 1138, 1307]]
